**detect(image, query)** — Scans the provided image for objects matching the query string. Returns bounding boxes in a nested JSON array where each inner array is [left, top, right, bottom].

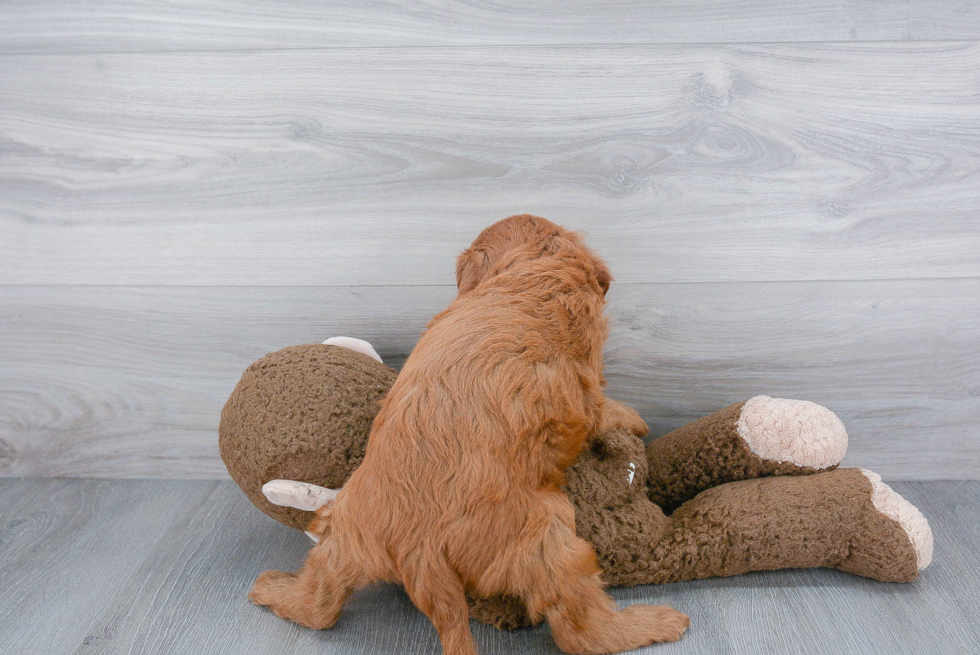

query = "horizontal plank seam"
[[2, 275, 979, 291], [0, 39, 978, 57]]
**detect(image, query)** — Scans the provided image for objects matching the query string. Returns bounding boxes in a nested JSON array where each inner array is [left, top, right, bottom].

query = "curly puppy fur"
[[249, 215, 688, 654]]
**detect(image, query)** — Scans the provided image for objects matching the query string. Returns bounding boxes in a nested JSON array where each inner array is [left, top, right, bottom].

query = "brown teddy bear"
[[219, 338, 933, 630]]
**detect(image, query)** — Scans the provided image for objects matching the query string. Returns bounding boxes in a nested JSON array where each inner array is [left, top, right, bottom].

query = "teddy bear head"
[[219, 343, 396, 529]]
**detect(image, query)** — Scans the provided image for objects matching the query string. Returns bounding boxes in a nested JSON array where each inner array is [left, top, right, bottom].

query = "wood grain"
[[0, 479, 217, 653], [0, 1, 978, 54], [1, 280, 976, 480], [1, 479, 977, 653], [604, 280, 980, 478], [2, 42, 979, 285], [0, 285, 453, 479]]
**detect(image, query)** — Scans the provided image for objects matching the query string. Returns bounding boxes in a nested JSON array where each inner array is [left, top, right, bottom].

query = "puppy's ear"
[[456, 247, 488, 295]]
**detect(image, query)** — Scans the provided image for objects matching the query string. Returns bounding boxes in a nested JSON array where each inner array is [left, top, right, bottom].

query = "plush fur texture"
[[248, 215, 689, 654]]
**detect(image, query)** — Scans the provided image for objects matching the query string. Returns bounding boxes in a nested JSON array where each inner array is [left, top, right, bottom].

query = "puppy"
[[249, 215, 689, 654]]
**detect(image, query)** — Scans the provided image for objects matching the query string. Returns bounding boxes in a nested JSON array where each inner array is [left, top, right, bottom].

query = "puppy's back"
[[335, 253, 606, 555]]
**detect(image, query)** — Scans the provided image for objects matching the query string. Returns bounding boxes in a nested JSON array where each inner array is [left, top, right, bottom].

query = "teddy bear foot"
[[836, 469, 933, 581], [860, 469, 933, 570], [736, 395, 848, 470]]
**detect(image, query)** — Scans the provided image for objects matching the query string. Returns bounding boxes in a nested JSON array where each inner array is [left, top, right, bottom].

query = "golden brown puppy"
[[249, 215, 689, 654]]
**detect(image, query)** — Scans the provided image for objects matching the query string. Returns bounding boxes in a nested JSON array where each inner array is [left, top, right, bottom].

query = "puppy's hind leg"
[[249, 537, 365, 630], [518, 497, 688, 654], [402, 552, 478, 655]]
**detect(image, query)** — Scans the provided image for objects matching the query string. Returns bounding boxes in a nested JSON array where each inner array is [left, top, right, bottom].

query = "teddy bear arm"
[[635, 468, 928, 585], [219, 342, 397, 532], [646, 396, 848, 513]]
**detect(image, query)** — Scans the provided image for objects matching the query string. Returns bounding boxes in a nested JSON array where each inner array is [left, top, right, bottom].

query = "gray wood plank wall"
[[1, 1, 978, 52], [1, 2, 978, 480]]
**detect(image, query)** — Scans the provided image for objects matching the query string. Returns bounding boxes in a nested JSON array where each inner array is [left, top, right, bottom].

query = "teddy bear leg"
[[646, 396, 848, 512], [641, 468, 931, 585], [249, 537, 366, 630]]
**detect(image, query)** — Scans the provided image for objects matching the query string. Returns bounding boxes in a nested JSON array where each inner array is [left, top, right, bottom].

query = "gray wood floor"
[[0, 478, 976, 654]]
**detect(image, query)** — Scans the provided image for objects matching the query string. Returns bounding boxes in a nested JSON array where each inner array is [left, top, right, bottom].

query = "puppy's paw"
[[620, 604, 690, 644], [248, 569, 298, 608], [621, 409, 650, 438], [600, 400, 649, 438]]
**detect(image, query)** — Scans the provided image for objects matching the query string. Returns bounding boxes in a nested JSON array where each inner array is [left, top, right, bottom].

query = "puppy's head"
[[456, 214, 612, 297]]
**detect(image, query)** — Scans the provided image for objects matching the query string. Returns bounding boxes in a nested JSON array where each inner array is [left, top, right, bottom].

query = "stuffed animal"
[[219, 338, 933, 629]]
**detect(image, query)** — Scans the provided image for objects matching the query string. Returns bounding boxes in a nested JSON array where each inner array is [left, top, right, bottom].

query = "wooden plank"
[[1, 279, 976, 480], [0, 285, 455, 479], [603, 280, 980, 479], [0, 479, 977, 653], [1, 1, 978, 54], [2, 42, 979, 285]]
